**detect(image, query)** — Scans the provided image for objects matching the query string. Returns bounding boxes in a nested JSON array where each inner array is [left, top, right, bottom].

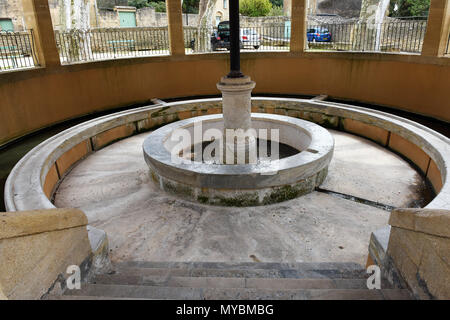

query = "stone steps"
[[92, 274, 373, 290], [62, 284, 411, 300], [113, 261, 369, 280], [54, 261, 413, 300]]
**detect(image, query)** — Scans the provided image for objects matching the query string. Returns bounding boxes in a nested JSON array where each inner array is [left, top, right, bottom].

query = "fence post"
[[21, 0, 60, 68], [422, 0, 450, 56], [290, 0, 307, 53], [166, 0, 185, 56]]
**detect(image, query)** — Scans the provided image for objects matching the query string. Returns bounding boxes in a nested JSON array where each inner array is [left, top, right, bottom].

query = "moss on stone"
[[214, 193, 260, 207], [197, 195, 209, 204], [263, 181, 314, 205]]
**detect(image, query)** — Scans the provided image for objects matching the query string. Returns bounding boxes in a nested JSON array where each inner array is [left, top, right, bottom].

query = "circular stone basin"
[[143, 113, 334, 206]]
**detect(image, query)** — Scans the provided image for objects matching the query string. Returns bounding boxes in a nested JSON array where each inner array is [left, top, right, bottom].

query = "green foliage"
[[128, 0, 150, 8], [389, 0, 430, 17], [268, 5, 284, 16], [269, 0, 283, 7], [240, 0, 272, 17], [182, 0, 200, 14], [128, 0, 166, 12], [148, 1, 167, 13]]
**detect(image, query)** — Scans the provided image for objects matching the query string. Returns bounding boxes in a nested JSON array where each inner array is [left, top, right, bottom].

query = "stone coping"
[[389, 208, 450, 239], [143, 113, 334, 189], [0, 208, 87, 240], [4, 97, 450, 239]]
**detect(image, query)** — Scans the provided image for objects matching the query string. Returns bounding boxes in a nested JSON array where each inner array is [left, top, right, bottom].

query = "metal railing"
[[0, 30, 38, 71], [306, 20, 428, 53], [55, 27, 170, 64], [445, 34, 450, 55], [184, 25, 290, 54]]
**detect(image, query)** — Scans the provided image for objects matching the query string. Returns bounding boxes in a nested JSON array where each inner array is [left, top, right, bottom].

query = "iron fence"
[[184, 25, 290, 54], [0, 30, 38, 71], [306, 20, 428, 53], [55, 27, 170, 64]]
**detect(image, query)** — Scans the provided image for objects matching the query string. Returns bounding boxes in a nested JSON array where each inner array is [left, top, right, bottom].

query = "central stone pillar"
[[217, 76, 256, 164], [216, 0, 257, 164], [217, 76, 255, 131]]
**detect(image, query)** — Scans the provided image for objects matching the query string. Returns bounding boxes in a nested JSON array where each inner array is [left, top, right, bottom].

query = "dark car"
[[307, 27, 332, 42], [190, 21, 244, 51]]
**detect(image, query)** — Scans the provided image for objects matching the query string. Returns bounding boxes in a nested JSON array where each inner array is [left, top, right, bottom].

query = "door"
[[119, 11, 136, 28], [0, 19, 14, 31]]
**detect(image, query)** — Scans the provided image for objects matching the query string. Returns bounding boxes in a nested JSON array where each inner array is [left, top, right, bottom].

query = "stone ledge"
[[389, 208, 450, 239], [0, 208, 88, 240]]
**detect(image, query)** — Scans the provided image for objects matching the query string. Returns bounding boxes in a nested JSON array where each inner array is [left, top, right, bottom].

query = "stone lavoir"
[[0, 0, 449, 302]]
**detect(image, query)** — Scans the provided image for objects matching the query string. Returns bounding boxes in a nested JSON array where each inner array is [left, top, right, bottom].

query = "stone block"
[[0, 209, 88, 240], [427, 159, 443, 193], [342, 118, 389, 146], [389, 208, 450, 239], [0, 208, 91, 299], [56, 140, 91, 176], [91, 123, 136, 150], [417, 238, 450, 299], [177, 110, 192, 120], [43, 164, 59, 199], [388, 133, 430, 174]]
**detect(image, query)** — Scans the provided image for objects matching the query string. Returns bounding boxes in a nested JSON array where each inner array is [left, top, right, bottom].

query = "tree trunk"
[[195, 0, 219, 52]]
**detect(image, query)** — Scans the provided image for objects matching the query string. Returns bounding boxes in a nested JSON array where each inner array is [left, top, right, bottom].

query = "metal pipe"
[[227, 0, 243, 78]]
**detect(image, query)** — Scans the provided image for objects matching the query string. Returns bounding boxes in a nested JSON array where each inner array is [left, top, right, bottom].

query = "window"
[[0, 19, 14, 31], [223, 0, 227, 9]]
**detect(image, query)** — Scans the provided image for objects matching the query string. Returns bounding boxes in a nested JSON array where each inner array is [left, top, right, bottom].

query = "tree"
[[60, 0, 92, 62], [389, 0, 430, 18], [240, 0, 272, 17], [195, 0, 218, 51], [148, 1, 167, 12], [268, 5, 284, 16], [269, 0, 283, 7], [183, 0, 200, 13], [128, 0, 150, 8], [128, 0, 167, 12]]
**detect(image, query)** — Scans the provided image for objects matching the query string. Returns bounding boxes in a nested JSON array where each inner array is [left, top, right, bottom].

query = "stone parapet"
[[387, 208, 450, 299], [0, 209, 92, 299]]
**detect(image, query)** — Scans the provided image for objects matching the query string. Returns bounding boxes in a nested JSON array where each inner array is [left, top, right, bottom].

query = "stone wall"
[[0, 0, 26, 31], [386, 209, 450, 299], [0, 209, 93, 299]]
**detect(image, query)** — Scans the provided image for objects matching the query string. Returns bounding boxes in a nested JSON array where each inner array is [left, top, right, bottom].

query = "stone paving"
[[54, 130, 432, 265]]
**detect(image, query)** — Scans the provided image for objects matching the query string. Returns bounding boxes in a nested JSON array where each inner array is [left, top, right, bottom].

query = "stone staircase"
[[49, 261, 413, 300]]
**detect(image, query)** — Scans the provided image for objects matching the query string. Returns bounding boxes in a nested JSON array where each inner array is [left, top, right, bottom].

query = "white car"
[[240, 28, 261, 49]]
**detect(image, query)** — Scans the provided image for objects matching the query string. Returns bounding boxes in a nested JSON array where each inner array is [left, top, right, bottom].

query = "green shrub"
[[149, 1, 167, 13], [240, 0, 272, 17], [268, 5, 284, 16]]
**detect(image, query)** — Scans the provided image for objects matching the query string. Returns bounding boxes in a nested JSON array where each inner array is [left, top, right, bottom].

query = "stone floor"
[[54, 130, 433, 266]]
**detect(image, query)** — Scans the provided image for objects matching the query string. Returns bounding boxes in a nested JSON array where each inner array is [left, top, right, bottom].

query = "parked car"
[[240, 28, 260, 49], [307, 27, 332, 42], [190, 21, 260, 51]]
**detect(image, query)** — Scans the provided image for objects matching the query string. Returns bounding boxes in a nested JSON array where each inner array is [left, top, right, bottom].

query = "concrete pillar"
[[290, 0, 307, 53], [21, 0, 60, 68], [166, 0, 185, 56], [422, 0, 450, 57]]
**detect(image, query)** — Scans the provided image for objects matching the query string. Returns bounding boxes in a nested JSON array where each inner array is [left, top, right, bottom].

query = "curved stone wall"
[[0, 52, 449, 146], [5, 97, 449, 213]]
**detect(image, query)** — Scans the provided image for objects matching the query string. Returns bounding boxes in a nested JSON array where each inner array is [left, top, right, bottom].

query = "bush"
[[149, 1, 167, 13], [128, 0, 149, 9], [240, 0, 272, 17], [268, 5, 284, 16]]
